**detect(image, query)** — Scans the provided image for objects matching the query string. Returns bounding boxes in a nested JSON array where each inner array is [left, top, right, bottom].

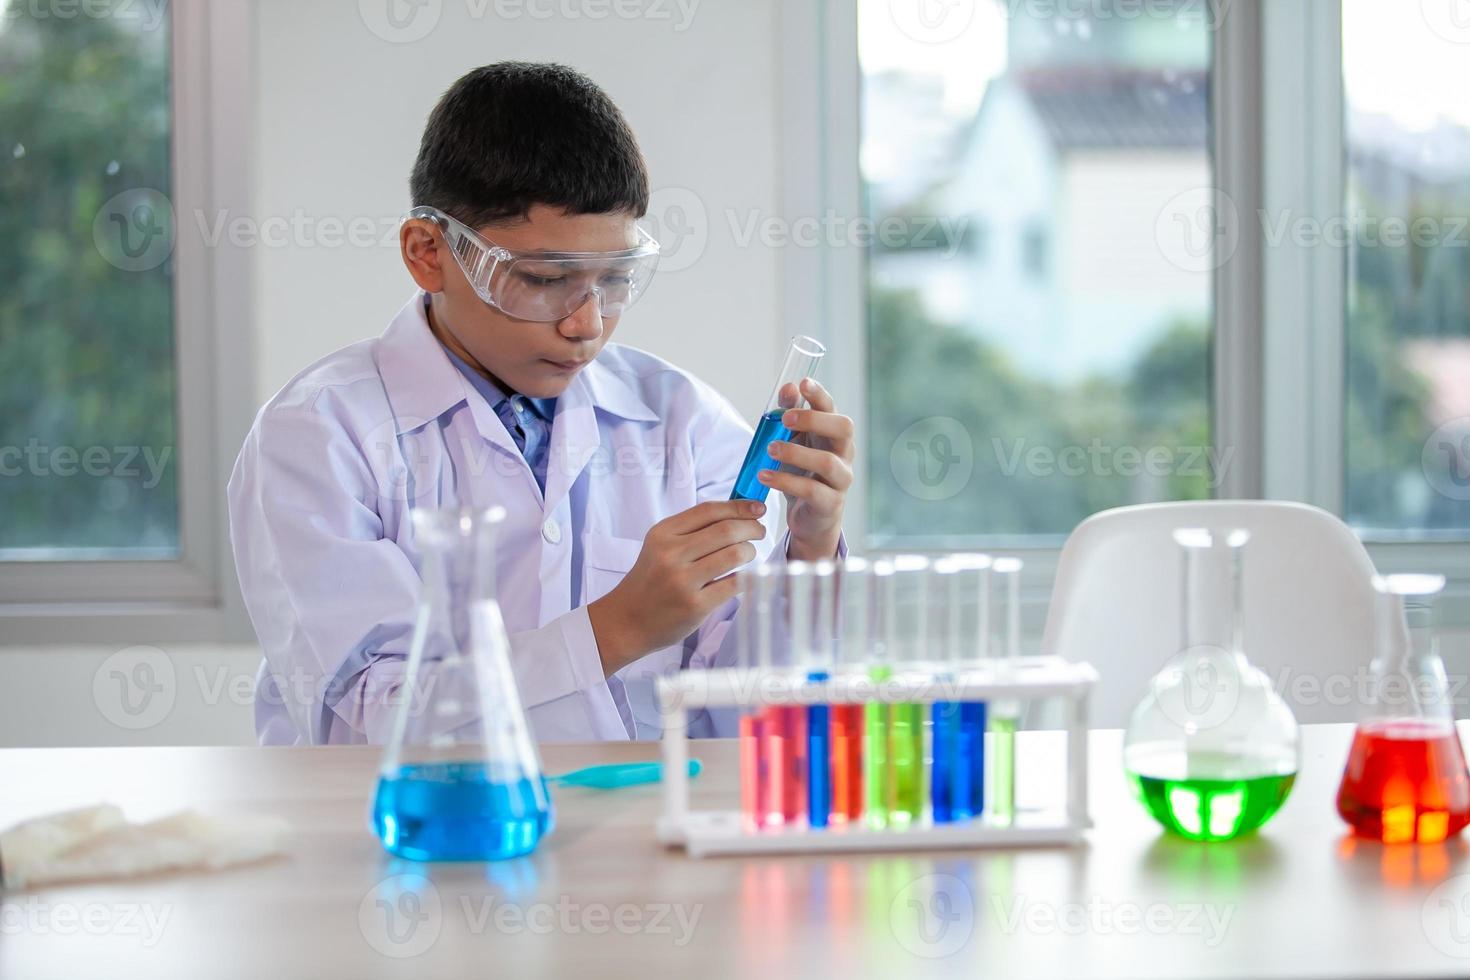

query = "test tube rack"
[[656, 656, 1098, 857]]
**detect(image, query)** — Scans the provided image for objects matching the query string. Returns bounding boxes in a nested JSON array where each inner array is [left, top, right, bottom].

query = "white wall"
[[251, 0, 785, 417], [0, 0, 791, 748]]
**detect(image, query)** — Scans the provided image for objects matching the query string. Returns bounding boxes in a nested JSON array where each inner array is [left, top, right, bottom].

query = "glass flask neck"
[[1179, 532, 1242, 655], [1368, 589, 1451, 722]]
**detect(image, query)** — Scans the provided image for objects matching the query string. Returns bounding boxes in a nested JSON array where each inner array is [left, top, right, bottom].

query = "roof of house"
[[1012, 67, 1209, 151]]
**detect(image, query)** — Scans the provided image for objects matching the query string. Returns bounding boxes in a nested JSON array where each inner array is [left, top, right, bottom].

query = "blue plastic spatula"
[[547, 759, 702, 790]]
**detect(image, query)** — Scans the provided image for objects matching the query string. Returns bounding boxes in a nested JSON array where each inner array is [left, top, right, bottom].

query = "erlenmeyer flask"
[[373, 506, 553, 861], [1337, 574, 1470, 843], [1123, 528, 1299, 841]]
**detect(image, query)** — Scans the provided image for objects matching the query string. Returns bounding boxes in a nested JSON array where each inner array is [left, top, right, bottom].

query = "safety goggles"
[[405, 205, 660, 322]]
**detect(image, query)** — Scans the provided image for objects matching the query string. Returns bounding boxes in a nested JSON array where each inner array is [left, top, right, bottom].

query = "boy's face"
[[405, 204, 641, 399]]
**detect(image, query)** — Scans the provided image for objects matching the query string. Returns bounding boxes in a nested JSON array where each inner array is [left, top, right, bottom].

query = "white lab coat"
[[228, 292, 788, 745]]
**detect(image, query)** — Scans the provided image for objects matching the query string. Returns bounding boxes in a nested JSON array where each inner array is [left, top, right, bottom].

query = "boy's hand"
[[587, 500, 767, 676], [759, 378, 853, 561]]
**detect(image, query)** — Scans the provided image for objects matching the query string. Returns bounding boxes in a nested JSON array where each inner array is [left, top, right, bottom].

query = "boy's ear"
[[400, 219, 446, 293]]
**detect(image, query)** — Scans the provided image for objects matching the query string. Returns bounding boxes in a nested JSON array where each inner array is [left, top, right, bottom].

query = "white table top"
[[2, 724, 1469, 979]]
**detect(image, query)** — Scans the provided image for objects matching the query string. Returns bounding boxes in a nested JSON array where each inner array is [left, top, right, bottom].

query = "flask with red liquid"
[[1337, 574, 1470, 844]]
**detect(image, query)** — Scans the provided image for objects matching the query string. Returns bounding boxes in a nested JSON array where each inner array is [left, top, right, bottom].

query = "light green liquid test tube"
[[989, 558, 1023, 827], [888, 702, 925, 826], [864, 665, 891, 829]]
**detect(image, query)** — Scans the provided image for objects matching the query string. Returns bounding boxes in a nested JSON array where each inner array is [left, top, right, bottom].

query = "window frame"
[[799, 0, 1470, 625], [0, 0, 256, 644]]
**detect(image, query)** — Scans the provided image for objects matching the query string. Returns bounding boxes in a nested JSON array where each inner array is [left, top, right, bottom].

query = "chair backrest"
[[1041, 500, 1380, 727]]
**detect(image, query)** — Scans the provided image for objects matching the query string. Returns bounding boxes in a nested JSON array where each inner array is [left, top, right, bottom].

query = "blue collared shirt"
[[440, 345, 556, 494]]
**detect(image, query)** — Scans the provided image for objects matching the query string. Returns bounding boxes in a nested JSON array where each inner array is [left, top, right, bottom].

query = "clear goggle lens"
[[405, 205, 660, 322]]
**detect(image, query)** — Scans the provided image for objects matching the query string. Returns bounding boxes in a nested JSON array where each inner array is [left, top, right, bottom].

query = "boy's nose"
[[557, 292, 605, 341]]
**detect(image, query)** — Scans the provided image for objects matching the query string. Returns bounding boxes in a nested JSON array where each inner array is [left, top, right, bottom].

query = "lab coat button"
[[542, 518, 562, 545]]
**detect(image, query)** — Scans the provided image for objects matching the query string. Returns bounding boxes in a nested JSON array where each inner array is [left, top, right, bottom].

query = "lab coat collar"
[[375, 292, 475, 436]]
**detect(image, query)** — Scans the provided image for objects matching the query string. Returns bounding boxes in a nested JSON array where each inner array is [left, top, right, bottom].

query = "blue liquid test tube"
[[931, 555, 991, 823], [730, 335, 827, 503], [792, 561, 837, 830]]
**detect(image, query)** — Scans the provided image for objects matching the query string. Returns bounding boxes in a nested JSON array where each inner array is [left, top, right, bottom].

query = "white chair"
[[1040, 500, 1380, 727]]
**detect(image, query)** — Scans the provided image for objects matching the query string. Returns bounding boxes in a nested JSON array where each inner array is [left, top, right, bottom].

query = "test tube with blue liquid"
[[730, 335, 827, 503], [989, 557, 1024, 828], [930, 555, 991, 824], [792, 561, 836, 829]]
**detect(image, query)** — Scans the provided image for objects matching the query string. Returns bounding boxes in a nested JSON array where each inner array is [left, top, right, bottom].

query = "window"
[[859, 0, 1214, 543], [0, 1, 252, 636], [1343, 3, 1470, 540], [0, 4, 177, 556]]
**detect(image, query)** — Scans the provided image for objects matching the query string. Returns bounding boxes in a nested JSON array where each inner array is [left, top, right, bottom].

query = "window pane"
[[861, 0, 1213, 542], [1344, 4, 1470, 539], [0, 4, 178, 557]]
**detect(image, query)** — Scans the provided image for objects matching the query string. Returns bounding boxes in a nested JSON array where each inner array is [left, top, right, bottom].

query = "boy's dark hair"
[[410, 62, 649, 227]]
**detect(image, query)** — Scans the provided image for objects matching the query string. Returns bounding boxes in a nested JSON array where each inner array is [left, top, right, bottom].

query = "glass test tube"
[[931, 555, 990, 823], [799, 561, 835, 829], [730, 335, 827, 503], [760, 564, 807, 828], [864, 560, 894, 829], [830, 557, 870, 825], [989, 557, 1023, 828], [887, 555, 930, 827], [737, 566, 772, 833]]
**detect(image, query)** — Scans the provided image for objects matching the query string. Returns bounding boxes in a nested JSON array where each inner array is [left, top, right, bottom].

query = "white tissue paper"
[[0, 804, 289, 889]]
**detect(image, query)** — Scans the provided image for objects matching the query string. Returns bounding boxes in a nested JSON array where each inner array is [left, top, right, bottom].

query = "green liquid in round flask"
[[1123, 528, 1299, 842]]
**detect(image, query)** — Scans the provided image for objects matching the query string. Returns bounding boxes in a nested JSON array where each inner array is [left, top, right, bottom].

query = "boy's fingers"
[[781, 409, 855, 452], [691, 541, 759, 587], [758, 468, 842, 512], [768, 441, 853, 491], [678, 518, 766, 562], [799, 378, 835, 413], [662, 499, 765, 535]]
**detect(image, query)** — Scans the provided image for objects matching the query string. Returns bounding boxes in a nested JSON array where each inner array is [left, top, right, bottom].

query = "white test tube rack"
[[655, 656, 1099, 858]]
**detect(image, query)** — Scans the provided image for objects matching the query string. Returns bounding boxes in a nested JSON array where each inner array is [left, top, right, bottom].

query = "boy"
[[229, 63, 854, 745]]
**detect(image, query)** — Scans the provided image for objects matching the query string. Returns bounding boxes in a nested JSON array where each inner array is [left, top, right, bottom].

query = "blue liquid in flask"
[[730, 409, 793, 503], [373, 761, 553, 861]]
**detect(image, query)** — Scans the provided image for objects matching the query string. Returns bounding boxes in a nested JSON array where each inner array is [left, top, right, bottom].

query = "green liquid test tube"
[[864, 665, 891, 829], [886, 555, 930, 827], [888, 702, 925, 826], [989, 557, 1023, 828]]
